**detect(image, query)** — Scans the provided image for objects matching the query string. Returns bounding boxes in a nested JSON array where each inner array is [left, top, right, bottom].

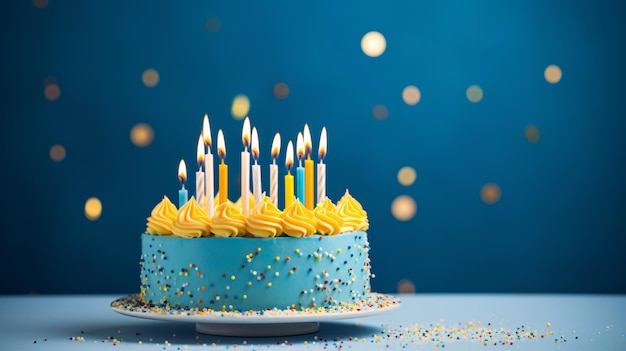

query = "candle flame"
[[196, 135, 205, 167], [285, 140, 294, 171], [242, 116, 251, 148], [296, 132, 304, 161], [251, 127, 259, 160], [318, 127, 327, 161], [217, 129, 226, 160], [178, 159, 187, 185], [202, 114, 212, 148], [271, 133, 281, 160], [303, 124, 312, 155]]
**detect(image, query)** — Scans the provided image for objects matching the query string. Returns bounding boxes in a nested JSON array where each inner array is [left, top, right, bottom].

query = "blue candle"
[[296, 132, 305, 204], [177, 159, 188, 208], [179, 186, 188, 208], [296, 165, 305, 204]]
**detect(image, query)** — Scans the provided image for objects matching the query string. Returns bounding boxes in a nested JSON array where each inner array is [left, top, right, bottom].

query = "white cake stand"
[[111, 293, 400, 337]]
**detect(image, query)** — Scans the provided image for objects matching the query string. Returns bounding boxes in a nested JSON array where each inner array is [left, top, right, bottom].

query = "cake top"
[[145, 190, 368, 238]]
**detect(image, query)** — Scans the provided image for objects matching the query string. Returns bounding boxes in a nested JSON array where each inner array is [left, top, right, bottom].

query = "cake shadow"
[[81, 320, 383, 346]]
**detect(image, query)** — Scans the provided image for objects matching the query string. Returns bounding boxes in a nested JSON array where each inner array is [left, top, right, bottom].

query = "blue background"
[[1, 0, 625, 294]]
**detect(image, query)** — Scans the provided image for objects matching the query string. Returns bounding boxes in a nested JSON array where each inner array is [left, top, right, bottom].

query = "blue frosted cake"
[[141, 191, 371, 311]]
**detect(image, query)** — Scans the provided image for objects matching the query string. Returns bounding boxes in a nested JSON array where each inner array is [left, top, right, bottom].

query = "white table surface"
[[1, 294, 624, 350]]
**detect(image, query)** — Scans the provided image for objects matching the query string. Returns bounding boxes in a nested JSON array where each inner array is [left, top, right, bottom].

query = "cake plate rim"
[[111, 292, 400, 326]]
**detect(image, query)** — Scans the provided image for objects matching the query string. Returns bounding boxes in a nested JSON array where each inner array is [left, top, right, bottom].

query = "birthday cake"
[[139, 117, 372, 312]]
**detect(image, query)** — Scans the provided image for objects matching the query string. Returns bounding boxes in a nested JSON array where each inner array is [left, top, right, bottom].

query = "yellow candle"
[[285, 171, 294, 209], [305, 156, 314, 210], [284, 140, 295, 209], [303, 124, 314, 210], [217, 129, 228, 204]]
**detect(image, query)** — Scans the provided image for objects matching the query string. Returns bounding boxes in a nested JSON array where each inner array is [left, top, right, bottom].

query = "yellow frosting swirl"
[[146, 195, 178, 235], [246, 196, 283, 238], [171, 197, 211, 238], [282, 200, 317, 238], [313, 197, 344, 235], [234, 191, 256, 211], [210, 201, 247, 238], [337, 190, 369, 232]]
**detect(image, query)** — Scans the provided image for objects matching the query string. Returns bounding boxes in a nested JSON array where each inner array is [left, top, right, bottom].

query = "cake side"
[[140, 231, 371, 311]]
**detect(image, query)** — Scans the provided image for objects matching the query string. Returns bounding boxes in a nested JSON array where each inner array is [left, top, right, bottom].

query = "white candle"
[[195, 135, 205, 209], [317, 127, 327, 204], [241, 117, 251, 215], [251, 127, 262, 206], [203, 115, 214, 217], [269, 133, 281, 207]]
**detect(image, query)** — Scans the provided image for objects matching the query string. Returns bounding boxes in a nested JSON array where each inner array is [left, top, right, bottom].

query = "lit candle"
[[317, 127, 327, 205], [251, 127, 262, 205], [241, 117, 251, 215], [178, 159, 188, 208], [203, 114, 215, 217], [296, 132, 305, 204], [195, 135, 205, 210], [284, 140, 294, 209], [304, 124, 315, 210], [270, 133, 281, 207], [217, 129, 228, 205]]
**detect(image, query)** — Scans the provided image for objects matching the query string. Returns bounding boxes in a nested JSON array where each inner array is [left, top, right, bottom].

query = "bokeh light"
[[273, 82, 290, 99], [397, 166, 417, 186], [466, 85, 483, 103], [84, 197, 102, 221], [44, 84, 60, 101], [480, 183, 501, 204], [142, 68, 160, 87], [49, 144, 66, 162], [130, 123, 155, 147], [544, 64, 562, 84], [33, 0, 48, 9], [525, 124, 540, 143], [391, 195, 417, 221], [402, 85, 421, 105], [361, 31, 386, 57], [397, 279, 416, 294], [372, 104, 388, 120], [231, 94, 250, 119], [205, 17, 221, 32]]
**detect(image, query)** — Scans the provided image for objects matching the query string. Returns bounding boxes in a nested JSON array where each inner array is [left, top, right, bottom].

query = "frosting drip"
[[313, 197, 344, 235], [247, 196, 283, 238], [210, 201, 247, 237], [282, 200, 317, 238], [337, 190, 369, 232], [146, 195, 178, 235], [171, 198, 211, 238]]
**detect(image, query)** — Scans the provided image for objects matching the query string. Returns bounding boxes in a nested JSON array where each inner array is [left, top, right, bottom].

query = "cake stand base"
[[195, 321, 320, 337]]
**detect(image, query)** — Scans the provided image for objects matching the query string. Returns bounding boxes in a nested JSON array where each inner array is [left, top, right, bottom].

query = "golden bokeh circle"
[[466, 85, 483, 103], [33, 0, 48, 9], [49, 144, 66, 162], [44, 84, 61, 101], [231, 94, 250, 119], [361, 31, 386, 57], [397, 279, 416, 294], [402, 85, 421, 105], [391, 195, 417, 221], [84, 197, 102, 221], [205, 17, 221, 32], [544, 65, 562, 84], [142, 69, 160, 87], [397, 166, 417, 186], [525, 124, 540, 143], [130, 123, 155, 147], [480, 183, 501, 204], [372, 104, 388, 121], [273, 82, 290, 99]]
